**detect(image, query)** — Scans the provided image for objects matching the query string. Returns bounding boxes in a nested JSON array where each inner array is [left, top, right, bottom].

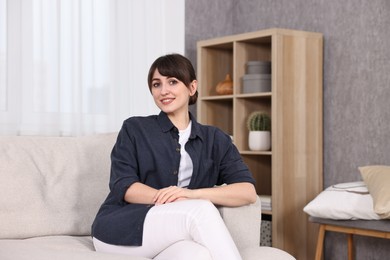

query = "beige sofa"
[[0, 133, 295, 260]]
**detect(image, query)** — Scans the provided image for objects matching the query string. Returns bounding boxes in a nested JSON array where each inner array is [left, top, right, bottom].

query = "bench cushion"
[[309, 216, 390, 233]]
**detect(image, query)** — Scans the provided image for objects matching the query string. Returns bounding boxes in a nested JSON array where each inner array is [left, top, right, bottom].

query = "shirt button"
[[176, 147, 180, 152], [173, 170, 178, 175]]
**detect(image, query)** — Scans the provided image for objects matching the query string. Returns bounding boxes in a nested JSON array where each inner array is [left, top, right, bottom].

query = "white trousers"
[[93, 199, 242, 260]]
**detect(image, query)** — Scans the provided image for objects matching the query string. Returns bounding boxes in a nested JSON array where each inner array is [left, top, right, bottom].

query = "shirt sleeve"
[[215, 129, 256, 185], [109, 120, 141, 203]]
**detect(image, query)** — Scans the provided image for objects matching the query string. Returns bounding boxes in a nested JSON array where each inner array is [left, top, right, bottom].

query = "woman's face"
[[151, 69, 197, 116]]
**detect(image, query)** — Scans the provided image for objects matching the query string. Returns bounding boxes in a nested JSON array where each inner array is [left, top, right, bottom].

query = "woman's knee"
[[191, 199, 220, 218], [154, 240, 212, 260]]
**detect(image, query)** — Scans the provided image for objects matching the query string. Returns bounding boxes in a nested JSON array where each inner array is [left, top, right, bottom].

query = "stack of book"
[[259, 195, 272, 211]]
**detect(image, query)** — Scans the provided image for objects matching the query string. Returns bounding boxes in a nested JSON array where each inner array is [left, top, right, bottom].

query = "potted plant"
[[246, 111, 271, 151]]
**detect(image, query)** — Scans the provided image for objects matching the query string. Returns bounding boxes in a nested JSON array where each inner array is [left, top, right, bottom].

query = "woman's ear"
[[189, 80, 198, 96]]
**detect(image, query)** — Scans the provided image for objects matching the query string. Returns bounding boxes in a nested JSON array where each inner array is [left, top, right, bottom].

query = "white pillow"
[[303, 181, 380, 220]]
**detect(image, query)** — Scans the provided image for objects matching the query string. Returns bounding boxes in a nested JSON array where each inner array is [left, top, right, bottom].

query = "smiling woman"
[[0, 0, 184, 136], [91, 54, 257, 260]]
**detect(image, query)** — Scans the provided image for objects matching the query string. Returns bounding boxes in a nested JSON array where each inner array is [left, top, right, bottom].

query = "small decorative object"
[[242, 60, 271, 94], [246, 61, 271, 74], [246, 111, 271, 151], [242, 74, 271, 93], [215, 74, 233, 95]]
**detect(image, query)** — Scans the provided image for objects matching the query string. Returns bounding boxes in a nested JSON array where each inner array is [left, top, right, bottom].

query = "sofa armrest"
[[218, 196, 261, 251]]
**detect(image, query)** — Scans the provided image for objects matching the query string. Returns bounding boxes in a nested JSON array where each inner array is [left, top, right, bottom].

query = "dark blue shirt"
[[91, 112, 255, 246]]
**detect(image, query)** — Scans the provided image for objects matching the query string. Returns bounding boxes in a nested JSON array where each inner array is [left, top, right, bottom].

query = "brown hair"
[[147, 54, 198, 105]]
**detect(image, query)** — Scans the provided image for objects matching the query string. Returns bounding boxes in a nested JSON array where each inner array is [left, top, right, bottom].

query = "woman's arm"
[[193, 182, 257, 206], [153, 182, 257, 207], [124, 182, 158, 204]]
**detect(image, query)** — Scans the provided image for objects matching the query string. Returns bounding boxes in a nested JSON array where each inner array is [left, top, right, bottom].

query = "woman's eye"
[[152, 82, 160, 88], [169, 79, 178, 85]]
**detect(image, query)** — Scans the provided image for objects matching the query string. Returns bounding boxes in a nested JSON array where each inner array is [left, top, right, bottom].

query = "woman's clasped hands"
[[153, 185, 195, 205]]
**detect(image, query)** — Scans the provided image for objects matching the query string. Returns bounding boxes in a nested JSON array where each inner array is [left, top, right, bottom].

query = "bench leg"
[[347, 233, 354, 260], [315, 224, 326, 260]]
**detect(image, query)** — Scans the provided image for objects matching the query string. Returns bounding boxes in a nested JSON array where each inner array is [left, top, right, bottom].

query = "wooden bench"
[[310, 217, 390, 260]]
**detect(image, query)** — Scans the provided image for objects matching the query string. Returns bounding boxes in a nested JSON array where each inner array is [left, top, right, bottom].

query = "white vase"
[[248, 131, 271, 151]]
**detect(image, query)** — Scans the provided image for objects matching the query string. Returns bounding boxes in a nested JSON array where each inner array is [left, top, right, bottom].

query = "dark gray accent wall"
[[185, 1, 390, 259]]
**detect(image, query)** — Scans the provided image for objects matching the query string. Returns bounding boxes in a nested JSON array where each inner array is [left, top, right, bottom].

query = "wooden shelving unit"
[[197, 28, 323, 260]]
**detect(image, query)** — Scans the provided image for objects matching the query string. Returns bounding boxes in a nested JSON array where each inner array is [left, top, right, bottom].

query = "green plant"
[[246, 111, 271, 131]]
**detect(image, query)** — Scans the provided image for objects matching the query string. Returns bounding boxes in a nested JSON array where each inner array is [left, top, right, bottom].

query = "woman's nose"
[[160, 83, 170, 95]]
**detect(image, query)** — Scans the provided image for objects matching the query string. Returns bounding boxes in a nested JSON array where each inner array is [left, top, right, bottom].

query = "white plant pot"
[[248, 131, 271, 151]]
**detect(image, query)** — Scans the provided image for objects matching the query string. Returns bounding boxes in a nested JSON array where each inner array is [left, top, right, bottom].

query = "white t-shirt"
[[177, 121, 193, 188]]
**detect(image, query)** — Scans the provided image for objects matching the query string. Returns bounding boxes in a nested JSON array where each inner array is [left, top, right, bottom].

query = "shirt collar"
[[157, 111, 175, 133], [189, 112, 204, 141], [157, 111, 204, 141]]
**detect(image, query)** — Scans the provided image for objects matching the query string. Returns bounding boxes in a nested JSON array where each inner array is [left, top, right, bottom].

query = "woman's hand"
[[153, 186, 194, 205]]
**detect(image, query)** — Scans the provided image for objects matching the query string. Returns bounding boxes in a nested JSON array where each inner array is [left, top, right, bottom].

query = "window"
[[0, 0, 184, 135]]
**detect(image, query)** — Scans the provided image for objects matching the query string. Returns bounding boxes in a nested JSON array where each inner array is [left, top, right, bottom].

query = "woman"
[[91, 54, 257, 260]]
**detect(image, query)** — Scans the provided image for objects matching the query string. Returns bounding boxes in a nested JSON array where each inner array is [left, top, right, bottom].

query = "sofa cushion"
[[240, 247, 296, 260], [0, 236, 150, 260], [218, 196, 261, 250], [0, 133, 117, 239]]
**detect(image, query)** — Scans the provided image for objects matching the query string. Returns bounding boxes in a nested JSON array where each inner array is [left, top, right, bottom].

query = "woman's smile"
[[160, 97, 175, 105]]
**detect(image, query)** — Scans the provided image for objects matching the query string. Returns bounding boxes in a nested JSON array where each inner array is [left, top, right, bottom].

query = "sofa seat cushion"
[[0, 134, 117, 239], [0, 236, 150, 260], [241, 246, 296, 260], [0, 236, 296, 260]]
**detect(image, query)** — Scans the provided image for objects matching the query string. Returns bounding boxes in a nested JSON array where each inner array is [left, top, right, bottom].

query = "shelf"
[[236, 92, 272, 98], [200, 99, 233, 135], [197, 28, 323, 260], [240, 150, 272, 155], [201, 92, 272, 100], [200, 95, 233, 101]]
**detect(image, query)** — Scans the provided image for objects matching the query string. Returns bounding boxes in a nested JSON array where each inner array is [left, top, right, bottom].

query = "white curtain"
[[0, 0, 185, 136]]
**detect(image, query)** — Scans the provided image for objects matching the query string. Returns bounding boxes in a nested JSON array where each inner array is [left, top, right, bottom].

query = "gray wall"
[[185, 0, 390, 259]]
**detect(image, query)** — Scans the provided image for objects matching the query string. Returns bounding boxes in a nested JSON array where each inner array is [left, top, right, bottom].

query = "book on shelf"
[[259, 195, 272, 211]]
